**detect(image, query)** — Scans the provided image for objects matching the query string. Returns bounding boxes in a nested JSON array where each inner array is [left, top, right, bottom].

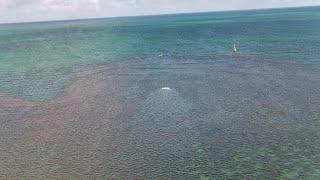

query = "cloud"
[[1, 0, 320, 23]]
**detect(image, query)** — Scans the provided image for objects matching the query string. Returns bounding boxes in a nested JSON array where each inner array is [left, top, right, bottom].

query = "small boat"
[[159, 53, 164, 58], [232, 41, 237, 53]]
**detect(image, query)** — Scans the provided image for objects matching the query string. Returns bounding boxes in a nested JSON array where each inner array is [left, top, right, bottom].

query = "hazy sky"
[[1, 0, 320, 23]]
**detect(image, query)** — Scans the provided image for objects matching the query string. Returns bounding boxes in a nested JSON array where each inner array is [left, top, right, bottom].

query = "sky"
[[1, 0, 320, 24]]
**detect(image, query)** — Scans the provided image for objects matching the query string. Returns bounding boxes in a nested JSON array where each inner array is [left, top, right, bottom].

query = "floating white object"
[[161, 87, 171, 91], [232, 40, 237, 53]]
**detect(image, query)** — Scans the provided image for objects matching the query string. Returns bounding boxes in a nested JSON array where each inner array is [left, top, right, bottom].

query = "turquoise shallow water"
[[0, 6, 320, 100]]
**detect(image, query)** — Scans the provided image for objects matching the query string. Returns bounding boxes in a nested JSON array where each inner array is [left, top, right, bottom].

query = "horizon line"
[[1, 4, 319, 26]]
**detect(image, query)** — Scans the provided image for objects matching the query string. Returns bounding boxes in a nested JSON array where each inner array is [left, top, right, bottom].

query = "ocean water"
[[1, 6, 320, 179], [0, 6, 320, 100]]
